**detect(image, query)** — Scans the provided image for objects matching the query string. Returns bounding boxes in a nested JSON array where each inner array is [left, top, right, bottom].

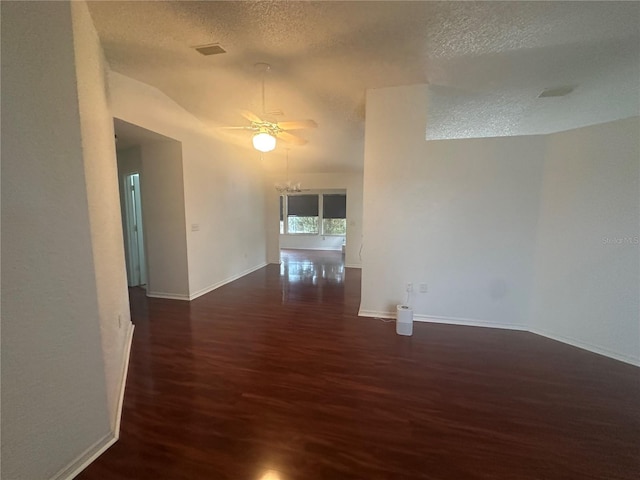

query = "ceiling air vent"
[[193, 43, 226, 56], [538, 85, 576, 98]]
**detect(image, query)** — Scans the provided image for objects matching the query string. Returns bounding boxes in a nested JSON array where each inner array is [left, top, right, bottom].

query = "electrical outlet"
[[406, 282, 413, 293], [419, 283, 428, 293]]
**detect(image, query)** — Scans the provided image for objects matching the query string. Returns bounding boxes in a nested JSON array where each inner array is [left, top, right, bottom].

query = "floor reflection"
[[279, 249, 345, 285]]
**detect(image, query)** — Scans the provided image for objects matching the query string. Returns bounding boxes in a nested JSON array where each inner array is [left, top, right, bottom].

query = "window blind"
[[323, 194, 346, 219], [287, 195, 319, 217]]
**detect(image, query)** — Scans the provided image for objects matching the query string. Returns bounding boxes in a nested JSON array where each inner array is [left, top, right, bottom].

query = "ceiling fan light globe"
[[253, 132, 276, 152]]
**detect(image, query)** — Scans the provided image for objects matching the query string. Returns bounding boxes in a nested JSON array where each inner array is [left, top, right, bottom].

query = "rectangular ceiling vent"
[[538, 85, 576, 98], [194, 43, 226, 56]]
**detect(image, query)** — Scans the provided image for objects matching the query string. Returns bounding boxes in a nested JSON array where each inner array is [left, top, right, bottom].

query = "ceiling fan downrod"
[[255, 62, 271, 116]]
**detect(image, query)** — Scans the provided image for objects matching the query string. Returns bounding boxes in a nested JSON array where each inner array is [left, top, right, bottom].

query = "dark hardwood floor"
[[78, 249, 639, 480]]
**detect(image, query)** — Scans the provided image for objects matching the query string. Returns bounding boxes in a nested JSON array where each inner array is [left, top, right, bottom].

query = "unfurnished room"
[[1, 1, 639, 479]]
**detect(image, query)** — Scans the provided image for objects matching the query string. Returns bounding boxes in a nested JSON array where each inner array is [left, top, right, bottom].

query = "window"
[[280, 192, 347, 236], [287, 195, 319, 234], [322, 194, 346, 235]]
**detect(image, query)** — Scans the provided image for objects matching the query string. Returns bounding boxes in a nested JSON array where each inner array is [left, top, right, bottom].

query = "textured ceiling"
[[88, 1, 640, 173]]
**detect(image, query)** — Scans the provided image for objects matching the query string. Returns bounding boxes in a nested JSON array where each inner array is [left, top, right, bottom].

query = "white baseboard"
[[359, 309, 636, 365], [345, 263, 362, 269], [188, 262, 267, 300], [415, 314, 527, 331], [147, 263, 269, 301], [146, 291, 190, 301], [51, 432, 116, 480], [51, 324, 135, 480], [358, 309, 527, 331], [530, 327, 640, 367], [113, 323, 134, 434]]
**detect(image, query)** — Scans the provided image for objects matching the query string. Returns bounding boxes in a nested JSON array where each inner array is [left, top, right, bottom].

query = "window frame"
[[280, 190, 347, 237], [321, 193, 347, 236], [321, 217, 347, 236], [285, 193, 320, 236]]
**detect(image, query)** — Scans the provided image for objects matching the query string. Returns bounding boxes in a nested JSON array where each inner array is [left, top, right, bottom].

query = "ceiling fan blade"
[[240, 109, 263, 124], [221, 126, 254, 130], [276, 131, 308, 145], [277, 119, 318, 130]]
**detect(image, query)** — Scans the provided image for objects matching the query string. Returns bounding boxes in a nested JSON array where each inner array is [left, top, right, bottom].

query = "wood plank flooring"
[[78, 249, 639, 480]]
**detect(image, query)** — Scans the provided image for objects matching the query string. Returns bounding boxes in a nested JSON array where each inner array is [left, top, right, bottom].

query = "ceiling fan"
[[224, 63, 317, 152]]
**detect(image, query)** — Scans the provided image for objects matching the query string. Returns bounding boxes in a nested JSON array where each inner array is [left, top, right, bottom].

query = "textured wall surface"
[[530, 117, 640, 364], [71, 0, 133, 430], [1, 2, 111, 478], [139, 141, 190, 299], [362, 85, 546, 328], [108, 71, 268, 300], [362, 84, 639, 364]]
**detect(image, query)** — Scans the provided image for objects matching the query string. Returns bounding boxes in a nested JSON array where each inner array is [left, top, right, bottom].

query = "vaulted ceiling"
[[88, 1, 640, 173]]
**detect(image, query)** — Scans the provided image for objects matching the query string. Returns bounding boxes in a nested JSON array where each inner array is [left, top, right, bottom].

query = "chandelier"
[[275, 149, 302, 193]]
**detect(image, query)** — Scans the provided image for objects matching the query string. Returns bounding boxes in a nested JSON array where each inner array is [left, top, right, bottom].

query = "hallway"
[[78, 251, 639, 480]]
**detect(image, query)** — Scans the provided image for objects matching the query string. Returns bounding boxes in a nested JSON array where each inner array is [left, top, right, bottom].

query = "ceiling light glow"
[[253, 132, 276, 152]]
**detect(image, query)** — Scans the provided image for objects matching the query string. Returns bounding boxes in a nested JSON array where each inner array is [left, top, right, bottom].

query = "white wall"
[[280, 234, 345, 251], [362, 85, 545, 328], [530, 117, 640, 365], [362, 84, 639, 364], [1, 2, 113, 478], [109, 72, 268, 300], [70, 0, 134, 431], [139, 141, 190, 299], [266, 173, 364, 267], [117, 146, 143, 176]]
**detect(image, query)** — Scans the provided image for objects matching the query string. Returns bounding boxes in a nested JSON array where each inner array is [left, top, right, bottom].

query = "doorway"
[[123, 172, 147, 287], [278, 191, 347, 288]]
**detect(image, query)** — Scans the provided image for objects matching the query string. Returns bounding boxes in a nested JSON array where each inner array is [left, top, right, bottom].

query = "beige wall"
[[108, 71, 268, 300], [530, 117, 640, 364], [139, 141, 190, 298], [71, 0, 134, 429], [116, 140, 191, 299], [1, 2, 113, 478], [362, 85, 545, 328], [362, 84, 639, 364]]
